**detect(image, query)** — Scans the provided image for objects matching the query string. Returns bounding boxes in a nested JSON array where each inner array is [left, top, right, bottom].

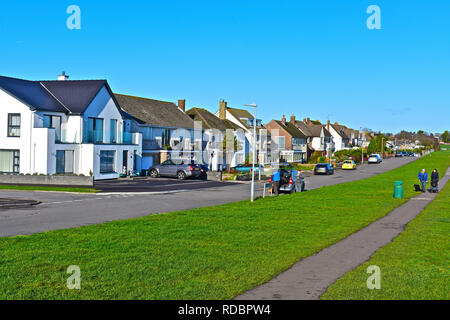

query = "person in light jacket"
[[418, 168, 428, 193]]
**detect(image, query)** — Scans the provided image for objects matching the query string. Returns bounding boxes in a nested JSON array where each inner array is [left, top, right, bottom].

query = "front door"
[[123, 150, 128, 174]]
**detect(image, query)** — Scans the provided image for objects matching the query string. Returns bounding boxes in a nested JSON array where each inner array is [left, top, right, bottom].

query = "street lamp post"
[[244, 103, 258, 202], [360, 126, 364, 165]]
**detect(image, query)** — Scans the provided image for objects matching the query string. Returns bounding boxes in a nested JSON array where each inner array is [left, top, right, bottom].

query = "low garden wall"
[[207, 172, 223, 181], [0, 175, 94, 187]]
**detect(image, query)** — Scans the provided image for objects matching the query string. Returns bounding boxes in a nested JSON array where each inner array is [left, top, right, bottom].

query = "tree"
[[367, 134, 388, 155], [442, 130, 449, 143]]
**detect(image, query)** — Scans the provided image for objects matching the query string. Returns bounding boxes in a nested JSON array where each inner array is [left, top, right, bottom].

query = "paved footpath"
[[236, 167, 450, 300]]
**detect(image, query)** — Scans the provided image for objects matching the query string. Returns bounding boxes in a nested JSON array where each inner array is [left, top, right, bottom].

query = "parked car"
[[269, 164, 305, 193], [342, 160, 357, 170], [314, 163, 335, 175], [395, 152, 403, 158], [197, 164, 209, 180], [368, 154, 382, 164], [149, 160, 202, 180]]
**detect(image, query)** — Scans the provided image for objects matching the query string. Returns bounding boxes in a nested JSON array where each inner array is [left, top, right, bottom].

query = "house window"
[[88, 118, 104, 143], [43, 115, 62, 142], [110, 119, 117, 144], [56, 150, 74, 174], [7, 114, 21, 137], [0, 150, 20, 173], [274, 136, 285, 150], [100, 151, 116, 173]]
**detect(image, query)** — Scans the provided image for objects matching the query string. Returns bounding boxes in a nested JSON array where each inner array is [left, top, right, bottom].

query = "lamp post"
[[244, 103, 258, 202], [360, 126, 364, 165]]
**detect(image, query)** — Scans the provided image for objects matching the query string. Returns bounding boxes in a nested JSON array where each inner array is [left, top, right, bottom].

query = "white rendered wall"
[[0, 88, 34, 174], [82, 86, 124, 144]]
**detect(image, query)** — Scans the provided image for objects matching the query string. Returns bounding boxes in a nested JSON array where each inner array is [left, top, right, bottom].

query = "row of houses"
[[0, 73, 372, 180]]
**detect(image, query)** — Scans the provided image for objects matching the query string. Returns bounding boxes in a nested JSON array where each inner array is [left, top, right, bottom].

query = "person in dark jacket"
[[418, 168, 428, 192], [431, 169, 439, 190]]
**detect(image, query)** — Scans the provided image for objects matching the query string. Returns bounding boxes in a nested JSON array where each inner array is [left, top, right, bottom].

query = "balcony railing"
[[81, 131, 139, 145]]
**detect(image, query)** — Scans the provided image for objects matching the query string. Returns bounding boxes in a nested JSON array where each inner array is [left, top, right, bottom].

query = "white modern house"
[[0, 74, 142, 180]]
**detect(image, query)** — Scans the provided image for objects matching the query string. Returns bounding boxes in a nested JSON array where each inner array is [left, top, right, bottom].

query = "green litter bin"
[[394, 181, 404, 199]]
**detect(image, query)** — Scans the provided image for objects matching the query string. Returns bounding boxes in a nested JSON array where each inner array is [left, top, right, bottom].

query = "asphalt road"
[[0, 157, 418, 237], [94, 177, 235, 193]]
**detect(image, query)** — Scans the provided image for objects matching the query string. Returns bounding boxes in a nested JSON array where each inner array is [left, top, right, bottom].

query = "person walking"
[[418, 168, 428, 193], [294, 169, 305, 193], [431, 169, 439, 192], [272, 168, 281, 196]]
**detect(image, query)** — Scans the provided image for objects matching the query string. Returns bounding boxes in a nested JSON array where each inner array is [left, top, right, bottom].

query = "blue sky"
[[1, 0, 449, 133]]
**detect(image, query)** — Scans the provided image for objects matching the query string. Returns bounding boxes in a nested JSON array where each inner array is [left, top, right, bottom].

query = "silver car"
[[368, 154, 382, 164], [149, 160, 202, 180]]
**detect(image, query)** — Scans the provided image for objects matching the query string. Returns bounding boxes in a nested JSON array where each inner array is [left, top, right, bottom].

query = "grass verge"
[[322, 174, 450, 300], [0, 151, 449, 299], [0, 185, 97, 193]]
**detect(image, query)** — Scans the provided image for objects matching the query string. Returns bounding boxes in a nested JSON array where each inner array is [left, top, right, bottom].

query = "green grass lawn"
[[322, 177, 450, 300], [0, 185, 97, 193], [1, 151, 448, 300]]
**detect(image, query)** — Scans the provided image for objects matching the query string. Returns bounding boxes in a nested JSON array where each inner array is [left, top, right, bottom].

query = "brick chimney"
[[335, 121, 339, 126], [178, 99, 186, 112], [290, 114, 296, 124], [58, 71, 69, 81], [303, 118, 307, 123], [282, 115, 287, 125], [307, 117, 312, 125], [327, 120, 330, 131], [219, 100, 228, 120]]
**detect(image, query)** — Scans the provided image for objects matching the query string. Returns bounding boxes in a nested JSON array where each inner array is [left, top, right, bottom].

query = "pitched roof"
[[0, 75, 67, 112], [322, 126, 332, 137], [187, 108, 229, 131], [0, 75, 112, 114], [222, 119, 241, 130], [227, 108, 254, 120], [305, 124, 323, 137], [40, 80, 107, 114], [293, 121, 313, 137], [114, 94, 194, 129], [274, 120, 306, 139], [331, 124, 349, 140]]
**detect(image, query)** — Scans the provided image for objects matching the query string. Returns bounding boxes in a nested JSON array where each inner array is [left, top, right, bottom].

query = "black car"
[[314, 163, 335, 175], [197, 164, 209, 180]]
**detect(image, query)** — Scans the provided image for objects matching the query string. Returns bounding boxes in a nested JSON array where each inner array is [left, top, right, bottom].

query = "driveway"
[[0, 157, 417, 238]]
